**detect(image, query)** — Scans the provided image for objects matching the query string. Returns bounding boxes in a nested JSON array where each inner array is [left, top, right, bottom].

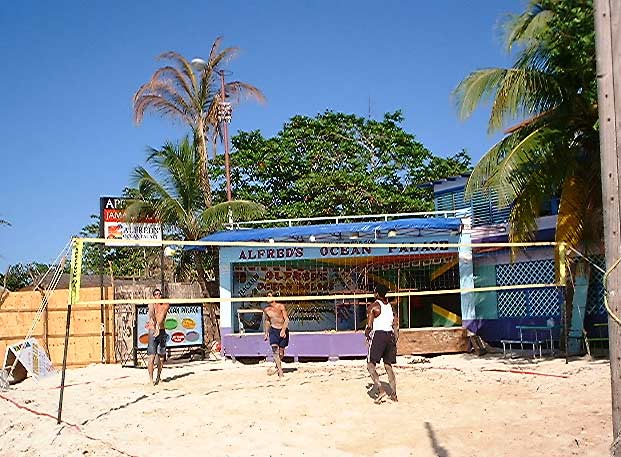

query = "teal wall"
[[472, 263, 498, 319]]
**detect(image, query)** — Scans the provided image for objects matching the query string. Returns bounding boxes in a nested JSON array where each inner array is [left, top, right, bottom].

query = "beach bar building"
[[200, 176, 606, 361], [428, 175, 606, 353], [202, 214, 474, 360]]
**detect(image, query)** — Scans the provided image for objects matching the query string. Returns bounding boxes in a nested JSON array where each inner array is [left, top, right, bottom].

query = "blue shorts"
[[269, 327, 289, 348], [147, 329, 167, 356]]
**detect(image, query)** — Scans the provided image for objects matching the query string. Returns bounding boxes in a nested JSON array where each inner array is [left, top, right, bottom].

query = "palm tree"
[[453, 0, 598, 353], [126, 137, 266, 341], [133, 37, 265, 208], [127, 136, 266, 284], [453, 0, 600, 252]]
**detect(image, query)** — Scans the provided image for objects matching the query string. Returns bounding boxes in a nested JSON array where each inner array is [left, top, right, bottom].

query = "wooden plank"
[[47, 332, 114, 338], [397, 327, 468, 355], [595, 0, 621, 449], [0, 306, 110, 313]]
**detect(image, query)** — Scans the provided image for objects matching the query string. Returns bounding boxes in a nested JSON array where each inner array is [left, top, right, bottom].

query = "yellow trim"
[[432, 304, 462, 325], [430, 257, 459, 281]]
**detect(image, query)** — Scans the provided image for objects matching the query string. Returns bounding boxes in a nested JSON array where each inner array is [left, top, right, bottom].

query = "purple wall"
[[464, 317, 560, 342], [221, 327, 368, 360]]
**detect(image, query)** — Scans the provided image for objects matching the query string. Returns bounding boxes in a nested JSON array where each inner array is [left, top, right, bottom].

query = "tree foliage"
[[0, 263, 51, 291], [228, 110, 471, 219], [453, 0, 599, 250]]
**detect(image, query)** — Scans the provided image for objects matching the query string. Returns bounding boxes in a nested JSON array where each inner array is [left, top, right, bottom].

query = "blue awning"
[[198, 217, 461, 243]]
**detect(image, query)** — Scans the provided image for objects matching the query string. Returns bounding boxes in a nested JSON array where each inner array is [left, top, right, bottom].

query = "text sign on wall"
[[222, 235, 460, 264], [136, 305, 204, 349], [99, 197, 162, 246]]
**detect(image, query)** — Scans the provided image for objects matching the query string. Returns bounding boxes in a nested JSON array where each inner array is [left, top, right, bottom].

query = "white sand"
[[0, 354, 612, 457]]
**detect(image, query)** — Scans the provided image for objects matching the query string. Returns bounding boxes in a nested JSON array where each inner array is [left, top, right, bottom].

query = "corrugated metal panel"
[[433, 186, 510, 226], [471, 191, 492, 226]]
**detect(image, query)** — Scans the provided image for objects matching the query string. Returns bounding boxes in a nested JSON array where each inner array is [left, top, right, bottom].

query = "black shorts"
[[147, 329, 167, 356], [269, 327, 289, 348], [368, 330, 397, 364]]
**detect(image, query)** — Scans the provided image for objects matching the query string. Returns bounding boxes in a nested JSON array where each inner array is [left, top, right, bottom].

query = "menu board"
[[136, 304, 204, 349]]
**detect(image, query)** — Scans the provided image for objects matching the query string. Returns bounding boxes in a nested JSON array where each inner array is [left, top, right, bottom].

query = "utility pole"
[[594, 0, 621, 453], [219, 70, 233, 202]]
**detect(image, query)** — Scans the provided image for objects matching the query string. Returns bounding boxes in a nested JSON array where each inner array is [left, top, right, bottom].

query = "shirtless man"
[[263, 292, 289, 378], [365, 284, 398, 402], [145, 288, 170, 385]]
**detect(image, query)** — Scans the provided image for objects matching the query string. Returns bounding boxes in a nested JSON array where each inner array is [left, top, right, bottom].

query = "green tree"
[[229, 110, 471, 219], [453, 0, 600, 250], [133, 37, 265, 208], [0, 263, 50, 291]]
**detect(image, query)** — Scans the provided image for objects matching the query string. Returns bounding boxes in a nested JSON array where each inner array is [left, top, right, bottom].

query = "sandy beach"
[[0, 353, 612, 457]]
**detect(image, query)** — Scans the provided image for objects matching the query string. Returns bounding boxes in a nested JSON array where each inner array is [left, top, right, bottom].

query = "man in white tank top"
[[365, 284, 398, 402]]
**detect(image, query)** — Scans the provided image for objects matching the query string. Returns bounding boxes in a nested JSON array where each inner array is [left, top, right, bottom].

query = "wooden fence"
[[0, 287, 115, 367], [0, 282, 216, 368]]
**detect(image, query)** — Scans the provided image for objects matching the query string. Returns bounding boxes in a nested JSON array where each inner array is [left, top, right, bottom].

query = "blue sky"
[[0, 1, 524, 271]]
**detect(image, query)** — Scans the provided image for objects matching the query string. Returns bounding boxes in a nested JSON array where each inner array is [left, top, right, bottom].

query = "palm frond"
[[507, 171, 549, 243], [157, 51, 199, 94], [488, 68, 560, 131], [133, 89, 191, 125], [503, 6, 552, 52], [453, 68, 507, 121], [200, 200, 266, 231], [148, 65, 194, 107], [465, 125, 556, 206], [454, 66, 561, 133], [225, 81, 266, 105], [556, 161, 603, 253]]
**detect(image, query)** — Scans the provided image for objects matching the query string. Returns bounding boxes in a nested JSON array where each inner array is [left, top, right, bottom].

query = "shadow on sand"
[[162, 371, 194, 383], [425, 421, 449, 457]]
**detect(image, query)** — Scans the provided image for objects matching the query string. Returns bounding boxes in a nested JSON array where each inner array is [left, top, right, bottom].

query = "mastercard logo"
[[171, 332, 185, 343], [138, 333, 149, 344], [181, 318, 195, 329]]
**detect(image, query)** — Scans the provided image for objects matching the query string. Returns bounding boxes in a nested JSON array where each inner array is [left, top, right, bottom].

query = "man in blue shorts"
[[146, 288, 170, 385], [263, 292, 289, 378]]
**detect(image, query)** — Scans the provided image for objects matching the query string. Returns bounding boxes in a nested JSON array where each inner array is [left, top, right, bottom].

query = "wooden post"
[[559, 243, 570, 364], [594, 0, 621, 452], [42, 293, 49, 350]]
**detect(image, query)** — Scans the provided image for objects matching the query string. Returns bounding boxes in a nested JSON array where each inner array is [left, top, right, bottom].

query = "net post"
[[558, 242, 569, 364], [57, 238, 82, 424]]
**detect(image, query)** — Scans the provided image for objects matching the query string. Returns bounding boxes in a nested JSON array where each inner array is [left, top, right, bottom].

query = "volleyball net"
[[67, 237, 567, 333]]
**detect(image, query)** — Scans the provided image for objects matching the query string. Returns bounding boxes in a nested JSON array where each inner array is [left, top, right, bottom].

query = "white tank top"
[[372, 300, 394, 332]]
